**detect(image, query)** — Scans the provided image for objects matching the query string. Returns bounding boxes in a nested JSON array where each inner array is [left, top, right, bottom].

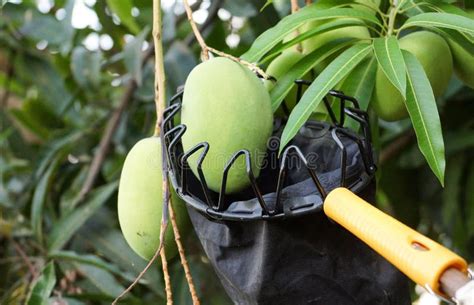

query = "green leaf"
[[260, 0, 273, 12], [82, 230, 164, 296], [14, 55, 71, 115], [31, 155, 62, 244], [26, 262, 56, 305], [402, 12, 474, 36], [9, 107, 50, 140], [373, 36, 406, 98], [339, 56, 377, 130], [403, 50, 445, 185], [74, 263, 126, 297], [47, 182, 118, 251], [270, 39, 354, 111], [48, 250, 137, 282], [279, 43, 372, 152], [34, 132, 81, 181], [241, 7, 379, 62], [71, 47, 102, 89], [105, 0, 140, 34], [123, 27, 150, 86], [20, 14, 69, 45], [263, 18, 367, 62]]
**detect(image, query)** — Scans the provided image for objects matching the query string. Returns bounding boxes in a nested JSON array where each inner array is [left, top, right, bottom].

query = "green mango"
[[264, 50, 308, 117], [299, 1, 372, 72], [372, 31, 453, 121], [181, 57, 273, 194], [118, 137, 190, 260]]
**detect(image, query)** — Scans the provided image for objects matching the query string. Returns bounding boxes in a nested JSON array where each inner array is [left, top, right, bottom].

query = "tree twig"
[[291, 0, 300, 12], [11, 239, 38, 279], [175, 0, 203, 25], [183, 0, 210, 60], [206, 46, 269, 78], [160, 249, 173, 305], [182, 0, 270, 79], [169, 201, 200, 305], [153, 0, 174, 303], [79, 46, 154, 201], [111, 223, 168, 305], [305, 0, 312, 4], [184, 0, 223, 46], [290, 0, 302, 52]]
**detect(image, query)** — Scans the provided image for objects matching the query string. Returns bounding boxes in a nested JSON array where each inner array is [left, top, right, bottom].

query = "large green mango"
[[181, 57, 273, 194], [447, 10, 474, 89], [118, 137, 190, 260], [372, 31, 453, 121]]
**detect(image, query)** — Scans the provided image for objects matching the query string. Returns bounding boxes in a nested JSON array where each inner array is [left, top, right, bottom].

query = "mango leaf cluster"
[[243, 0, 474, 186]]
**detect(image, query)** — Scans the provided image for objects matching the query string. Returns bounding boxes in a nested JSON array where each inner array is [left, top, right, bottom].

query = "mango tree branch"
[[290, 0, 302, 52], [169, 203, 201, 305], [291, 0, 299, 12], [153, 0, 174, 304]]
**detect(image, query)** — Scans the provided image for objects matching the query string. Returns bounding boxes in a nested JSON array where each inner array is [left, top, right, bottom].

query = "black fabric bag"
[[181, 121, 411, 305]]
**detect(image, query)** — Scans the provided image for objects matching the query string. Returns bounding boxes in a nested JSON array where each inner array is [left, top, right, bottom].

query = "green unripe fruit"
[[373, 31, 453, 121], [301, 20, 370, 72], [118, 137, 190, 260], [301, 21, 370, 55], [447, 11, 474, 88], [181, 57, 273, 194], [265, 50, 307, 117]]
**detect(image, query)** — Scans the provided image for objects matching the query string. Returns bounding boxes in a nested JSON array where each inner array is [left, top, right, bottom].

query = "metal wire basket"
[[162, 80, 377, 221]]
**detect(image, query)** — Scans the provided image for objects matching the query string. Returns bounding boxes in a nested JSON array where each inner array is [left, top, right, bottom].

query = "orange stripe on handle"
[[324, 187, 468, 295]]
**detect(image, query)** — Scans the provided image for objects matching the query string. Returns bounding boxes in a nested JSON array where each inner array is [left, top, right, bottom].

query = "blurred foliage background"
[[0, 0, 473, 304]]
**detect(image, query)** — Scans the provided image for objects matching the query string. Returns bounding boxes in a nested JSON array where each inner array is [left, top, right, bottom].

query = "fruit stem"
[[207, 46, 271, 79]]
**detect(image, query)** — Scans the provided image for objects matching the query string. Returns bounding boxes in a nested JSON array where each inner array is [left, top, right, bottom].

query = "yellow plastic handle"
[[324, 187, 468, 294]]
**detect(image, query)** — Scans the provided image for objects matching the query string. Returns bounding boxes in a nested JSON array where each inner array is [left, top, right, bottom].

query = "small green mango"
[[447, 11, 474, 88], [372, 31, 453, 121], [264, 50, 308, 117], [181, 57, 273, 193], [118, 137, 190, 261]]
